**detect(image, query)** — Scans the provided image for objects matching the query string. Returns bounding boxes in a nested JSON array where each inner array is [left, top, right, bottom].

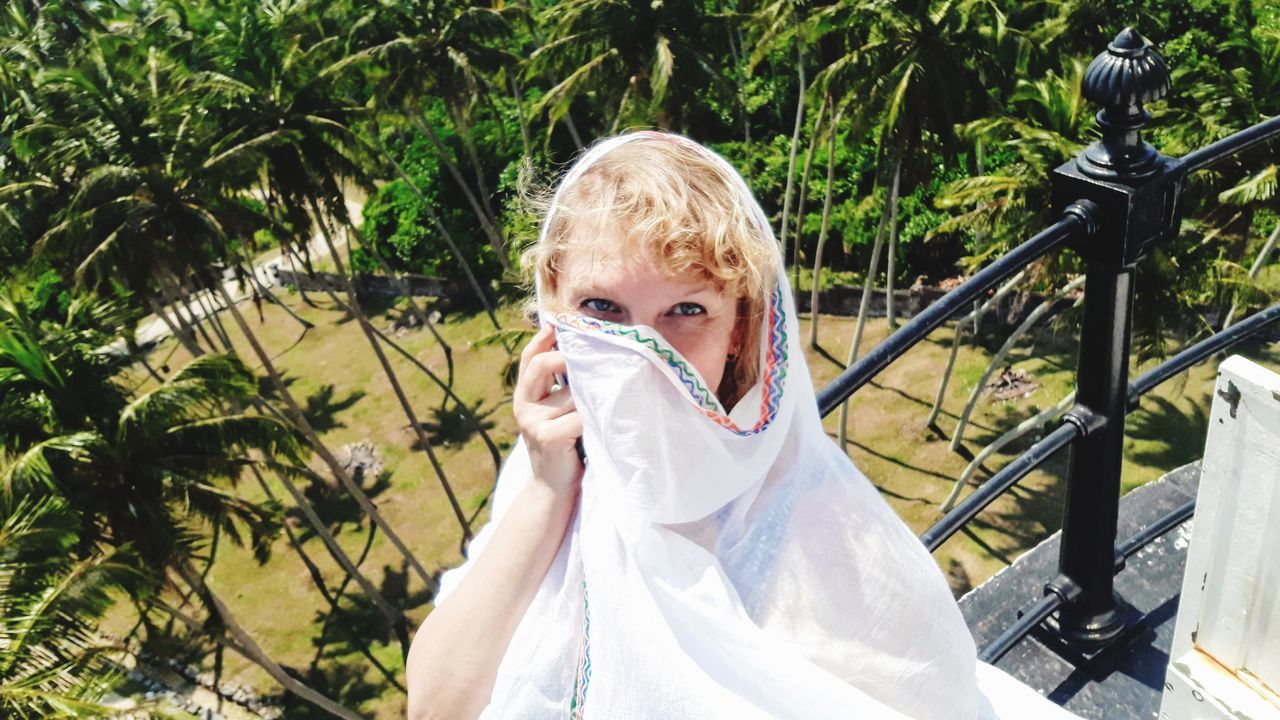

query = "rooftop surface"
[[958, 463, 1200, 720]]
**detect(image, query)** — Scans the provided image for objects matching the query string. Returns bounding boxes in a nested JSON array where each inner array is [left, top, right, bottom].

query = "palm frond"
[[1219, 164, 1277, 205]]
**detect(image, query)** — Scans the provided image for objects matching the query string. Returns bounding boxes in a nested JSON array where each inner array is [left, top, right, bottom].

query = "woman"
[[406, 131, 1077, 719]]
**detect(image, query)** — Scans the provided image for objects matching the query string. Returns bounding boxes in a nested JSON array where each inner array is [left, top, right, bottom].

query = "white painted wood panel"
[[1160, 355, 1280, 720]]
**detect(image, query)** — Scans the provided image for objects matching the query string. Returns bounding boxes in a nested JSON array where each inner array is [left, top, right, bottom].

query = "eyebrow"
[[571, 280, 720, 299]]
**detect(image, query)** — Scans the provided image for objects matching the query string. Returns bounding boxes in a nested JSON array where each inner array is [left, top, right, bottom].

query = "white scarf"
[[434, 132, 1079, 719]]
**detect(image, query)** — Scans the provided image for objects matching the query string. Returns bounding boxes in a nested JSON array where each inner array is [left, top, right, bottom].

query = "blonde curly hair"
[[523, 131, 781, 408]]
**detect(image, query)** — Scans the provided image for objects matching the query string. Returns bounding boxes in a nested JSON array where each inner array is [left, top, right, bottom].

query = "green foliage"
[[359, 128, 503, 283], [0, 289, 296, 589], [0, 494, 141, 719]]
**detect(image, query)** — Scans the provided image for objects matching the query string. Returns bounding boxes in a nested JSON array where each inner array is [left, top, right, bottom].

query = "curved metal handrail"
[[1179, 115, 1280, 174], [816, 206, 1094, 417], [1128, 302, 1280, 407], [921, 424, 1080, 552], [978, 594, 1064, 663]]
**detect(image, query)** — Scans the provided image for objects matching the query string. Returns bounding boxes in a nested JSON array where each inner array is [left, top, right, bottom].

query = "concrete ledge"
[[958, 462, 1200, 719]]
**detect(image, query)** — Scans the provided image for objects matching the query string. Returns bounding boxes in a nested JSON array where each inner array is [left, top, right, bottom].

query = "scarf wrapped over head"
[[434, 131, 1079, 720]]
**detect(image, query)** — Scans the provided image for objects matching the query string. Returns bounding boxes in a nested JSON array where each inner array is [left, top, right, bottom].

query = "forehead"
[[557, 242, 714, 295]]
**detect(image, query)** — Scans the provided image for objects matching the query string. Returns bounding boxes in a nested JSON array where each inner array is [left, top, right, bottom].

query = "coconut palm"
[[746, 0, 816, 294], [335, 0, 518, 274], [811, 0, 998, 335], [0, 292, 359, 718], [0, 494, 139, 720], [527, 0, 731, 135], [190, 13, 479, 543]]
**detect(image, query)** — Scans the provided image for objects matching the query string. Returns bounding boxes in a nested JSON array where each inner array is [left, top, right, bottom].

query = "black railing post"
[[1047, 28, 1185, 647], [1054, 264, 1136, 643]]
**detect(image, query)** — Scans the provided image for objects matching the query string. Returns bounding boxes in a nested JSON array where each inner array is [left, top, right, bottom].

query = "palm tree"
[[806, 96, 845, 349], [527, 0, 730, 135], [191, 16, 479, 546], [0, 494, 139, 719], [0, 293, 359, 718], [337, 0, 518, 274], [810, 0, 997, 346], [747, 0, 815, 290], [1219, 165, 1279, 328], [924, 60, 1090, 439]]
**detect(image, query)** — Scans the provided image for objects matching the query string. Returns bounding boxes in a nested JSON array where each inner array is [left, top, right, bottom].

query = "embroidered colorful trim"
[[568, 577, 592, 719], [553, 285, 788, 436]]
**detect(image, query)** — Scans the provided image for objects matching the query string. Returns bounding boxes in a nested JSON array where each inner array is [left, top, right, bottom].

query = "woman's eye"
[[670, 303, 706, 317], [581, 298, 621, 314]]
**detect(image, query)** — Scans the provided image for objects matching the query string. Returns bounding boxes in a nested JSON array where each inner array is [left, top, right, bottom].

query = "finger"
[[518, 325, 557, 379], [515, 350, 568, 405], [535, 385, 577, 417], [542, 410, 583, 445]]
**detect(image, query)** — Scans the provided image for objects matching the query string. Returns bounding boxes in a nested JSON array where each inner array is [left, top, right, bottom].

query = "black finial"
[[1111, 27, 1145, 51], [1077, 28, 1170, 180]]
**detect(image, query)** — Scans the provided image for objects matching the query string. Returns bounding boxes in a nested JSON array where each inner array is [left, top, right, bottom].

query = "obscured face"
[[555, 237, 740, 402]]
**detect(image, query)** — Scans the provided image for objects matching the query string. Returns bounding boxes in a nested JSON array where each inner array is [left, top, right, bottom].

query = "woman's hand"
[[513, 325, 584, 499], [407, 330, 582, 718]]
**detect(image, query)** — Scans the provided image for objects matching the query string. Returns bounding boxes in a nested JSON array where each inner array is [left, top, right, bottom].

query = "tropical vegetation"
[[0, 0, 1276, 716]]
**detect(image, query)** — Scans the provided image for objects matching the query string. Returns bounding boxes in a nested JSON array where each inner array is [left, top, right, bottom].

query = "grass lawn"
[[109, 288, 1280, 718]]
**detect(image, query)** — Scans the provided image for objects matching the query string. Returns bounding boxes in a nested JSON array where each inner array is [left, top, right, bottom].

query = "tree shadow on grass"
[[958, 453, 1071, 563], [868, 379, 1000, 434], [1126, 392, 1211, 473], [291, 470, 393, 543], [306, 590, 407, 696], [847, 439, 952, 491], [280, 656, 387, 719], [416, 400, 498, 449], [302, 384, 366, 433], [305, 560, 437, 699]]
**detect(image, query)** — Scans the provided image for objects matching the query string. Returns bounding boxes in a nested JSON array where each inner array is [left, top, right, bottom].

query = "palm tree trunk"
[[366, 251, 456, 389], [836, 157, 901, 451], [168, 566, 362, 720], [125, 334, 165, 383], [1223, 220, 1280, 329], [246, 466, 407, 663], [726, 27, 752, 146], [212, 281, 437, 591], [160, 280, 210, 354], [373, 132, 501, 329], [314, 248, 503, 473], [192, 282, 235, 350], [791, 95, 827, 306], [777, 41, 807, 267], [303, 216, 499, 467], [243, 265, 314, 334], [926, 270, 1027, 428], [282, 241, 318, 308], [885, 151, 904, 330], [146, 295, 202, 357], [447, 106, 502, 244], [563, 112, 586, 150], [807, 101, 843, 350], [412, 114, 511, 273], [950, 275, 1086, 452], [941, 391, 1075, 512], [610, 77, 639, 134], [177, 284, 220, 350], [307, 195, 473, 543], [251, 462, 409, 653], [369, 325, 502, 471], [508, 74, 533, 161], [286, 243, 348, 309], [338, 195, 462, 387]]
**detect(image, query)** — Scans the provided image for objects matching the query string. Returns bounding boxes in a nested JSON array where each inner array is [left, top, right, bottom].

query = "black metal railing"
[[817, 27, 1280, 664]]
